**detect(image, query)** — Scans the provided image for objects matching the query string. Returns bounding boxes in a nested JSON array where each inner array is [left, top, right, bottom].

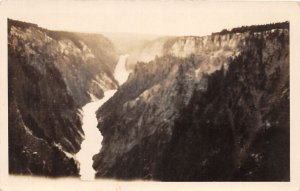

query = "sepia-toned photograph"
[[1, 1, 300, 190]]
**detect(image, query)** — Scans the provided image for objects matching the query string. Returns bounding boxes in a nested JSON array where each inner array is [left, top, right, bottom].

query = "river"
[[76, 54, 129, 180]]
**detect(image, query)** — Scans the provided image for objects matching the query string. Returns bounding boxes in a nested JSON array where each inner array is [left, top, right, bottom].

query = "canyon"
[[8, 19, 289, 181]]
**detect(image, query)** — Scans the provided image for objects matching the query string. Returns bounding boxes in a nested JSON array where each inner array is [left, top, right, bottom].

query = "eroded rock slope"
[[94, 22, 289, 181], [8, 19, 118, 176]]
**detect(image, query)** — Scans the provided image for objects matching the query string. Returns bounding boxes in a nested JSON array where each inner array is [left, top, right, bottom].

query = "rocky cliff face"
[[8, 19, 118, 106], [94, 24, 289, 181], [8, 19, 118, 176]]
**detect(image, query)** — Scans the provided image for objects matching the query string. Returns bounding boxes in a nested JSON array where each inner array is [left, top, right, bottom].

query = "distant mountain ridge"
[[212, 21, 289, 35]]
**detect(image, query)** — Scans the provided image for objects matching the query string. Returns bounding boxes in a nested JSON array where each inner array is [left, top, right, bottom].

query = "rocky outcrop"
[[93, 23, 289, 181], [8, 19, 118, 176]]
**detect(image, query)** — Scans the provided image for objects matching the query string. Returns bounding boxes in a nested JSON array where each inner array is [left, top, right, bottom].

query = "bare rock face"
[[94, 23, 289, 181], [8, 19, 118, 176]]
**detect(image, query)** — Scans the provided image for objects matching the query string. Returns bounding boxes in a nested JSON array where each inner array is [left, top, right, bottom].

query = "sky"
[[1, 0, 294, 36]]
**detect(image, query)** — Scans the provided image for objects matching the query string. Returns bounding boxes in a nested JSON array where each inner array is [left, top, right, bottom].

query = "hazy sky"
[[2, 0, 293, 36]]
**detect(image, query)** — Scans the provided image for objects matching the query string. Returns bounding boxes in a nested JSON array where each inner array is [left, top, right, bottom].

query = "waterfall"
[[114, 54, 129, 85]]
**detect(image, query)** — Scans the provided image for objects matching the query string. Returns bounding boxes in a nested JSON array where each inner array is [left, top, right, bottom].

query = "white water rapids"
[[76, 54, 129, 180]]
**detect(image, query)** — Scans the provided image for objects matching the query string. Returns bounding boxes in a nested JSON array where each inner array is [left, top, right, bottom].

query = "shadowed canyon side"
[[93, 22, 290, 181], [8, 19, 118, 176]]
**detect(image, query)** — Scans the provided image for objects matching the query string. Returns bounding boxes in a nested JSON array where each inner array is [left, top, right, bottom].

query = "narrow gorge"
[[77, 55, 129, 180]]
